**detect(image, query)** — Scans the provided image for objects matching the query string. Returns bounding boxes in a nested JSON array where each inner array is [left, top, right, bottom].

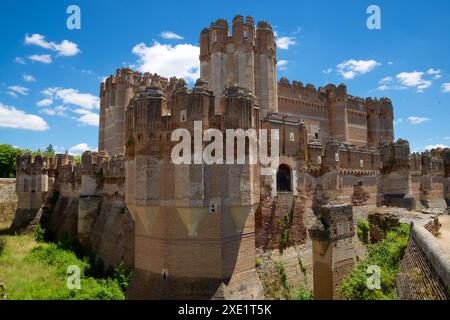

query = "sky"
[[0, 0, 449, 154]]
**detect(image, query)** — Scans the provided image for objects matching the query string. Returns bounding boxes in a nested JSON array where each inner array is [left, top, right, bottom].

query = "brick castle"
[[12, 15, 450, 299]]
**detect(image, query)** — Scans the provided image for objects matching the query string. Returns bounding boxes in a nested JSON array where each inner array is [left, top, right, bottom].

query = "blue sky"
[[0, 0, 449, 154]]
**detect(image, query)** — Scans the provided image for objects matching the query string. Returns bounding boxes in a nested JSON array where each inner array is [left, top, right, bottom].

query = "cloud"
[[426, 68, 441, 79], [132, 41, 200, 82], [276, 36, 296, 50], [68, 143, 95, 155], [40, 105, 67, 117], [8, 86, 29, 96], [442, 83, 450, 93], [28, 54, 52, 64], [78, 112, 99, 126], [24, 33, 80, 56], [396, 71, 432, 92], [42, 87, 99, 110], [278, 60, 288, 71], [0, 102, 49, 131], [337, 59, 380, 79], [36, 98, 53, 107], [23, 74, 36, 82], [379, 76, 393, 84], [425, 144, 449, 151], [408, 116, 430, 125], [388, 61, 394, 65], [323, 68, 333, 74], [14, 57, 26, 65], [6, 92, 18, 98], [394, 118, 403, 125], [160, 31, 184, 40]]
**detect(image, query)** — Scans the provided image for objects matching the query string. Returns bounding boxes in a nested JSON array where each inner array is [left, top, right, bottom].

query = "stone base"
[[127, 268, 263, 300]]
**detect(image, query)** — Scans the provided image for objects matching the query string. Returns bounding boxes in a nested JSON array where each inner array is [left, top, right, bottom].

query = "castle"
[[12, 15, 450, 299]]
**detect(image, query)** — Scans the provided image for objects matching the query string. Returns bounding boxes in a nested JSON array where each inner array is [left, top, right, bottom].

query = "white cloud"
[[323, 68, 333, 74], [42, 87, 99, 110], [394, 118, 403, 125], [396, 71, 432, 92], [6, 92, 18, 98], [14, 57, 26, 64], [379, 76, 392, 84], [388, 61, 394, 65], [408, 116, 430, 125], [0, 102, 49, 131], [442, 83, 450, 93], [24, 33, 80, 56], [426, 68, 441, 79], [132, 41, 200, 82], [8, 86, 29, 96], [425, 144, 449, 151], [69, 143, 95, 155], [41, 105, 67, 117], [78, 112, 99, 126], [23, 74, 36, 82], [276, 36, 296, 50], [36, 98, 53, 107], [160, 31, 184, 40], [337, 59, 380, 79], [278, 60, 288, 71], [28, 54, 52, 64]]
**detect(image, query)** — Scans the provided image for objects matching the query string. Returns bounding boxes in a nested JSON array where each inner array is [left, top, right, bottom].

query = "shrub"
[[357, 220, 370, 244], [276, 262, 288, 290], [255, 257, 262, 268], [33, 224, 46, 242], [292, 284, 313, 300], [111, 261, 132, 294], [339, 223, 410, 300]]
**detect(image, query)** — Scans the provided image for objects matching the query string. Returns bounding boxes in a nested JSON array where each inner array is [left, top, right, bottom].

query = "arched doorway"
[[277, 164, 292, 192]]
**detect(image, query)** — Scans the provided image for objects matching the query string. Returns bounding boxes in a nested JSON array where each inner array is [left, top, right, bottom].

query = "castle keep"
[[13, 15, 450, 299]]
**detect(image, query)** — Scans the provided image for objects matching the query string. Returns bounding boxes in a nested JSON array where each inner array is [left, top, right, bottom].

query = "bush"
[[339, 223, 410, 300], [292, 284, 313, 300], [33, 224, 46, 242], [276, 262, 288, 291], [357, 220, 370, 244], [255, 257, 262, 268]]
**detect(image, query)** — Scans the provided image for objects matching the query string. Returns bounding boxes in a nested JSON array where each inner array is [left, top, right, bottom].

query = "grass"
[[0, 222, 129, 300], [339, 223, 410, 300]]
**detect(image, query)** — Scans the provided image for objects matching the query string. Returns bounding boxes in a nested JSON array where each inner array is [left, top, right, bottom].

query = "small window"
[[317, 156, 322, 164], [180, 110, 187, 123], [360, 159, 364, 168], [290, 132, 295, 142], [335, 153, 340, 162], [274, 131, 279, 140], [314, 132, 319, 139], [243, 28, 248, 39]]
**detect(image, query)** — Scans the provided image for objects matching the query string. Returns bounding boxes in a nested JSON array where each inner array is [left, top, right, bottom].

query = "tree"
[[46, 144, 55, 155], [0, 144, 27, 178]]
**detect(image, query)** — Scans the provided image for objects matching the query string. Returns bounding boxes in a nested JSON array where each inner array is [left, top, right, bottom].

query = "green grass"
[[339, 223, 410, 300], [0, 224, 129, 300]]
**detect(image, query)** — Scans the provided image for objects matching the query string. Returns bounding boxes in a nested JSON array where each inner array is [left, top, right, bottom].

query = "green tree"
[[0, 144, 28, 178], [45, 144, 55, 156]]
